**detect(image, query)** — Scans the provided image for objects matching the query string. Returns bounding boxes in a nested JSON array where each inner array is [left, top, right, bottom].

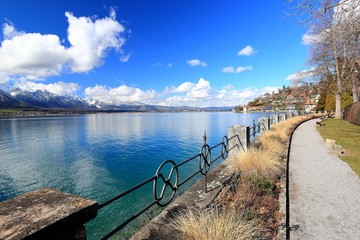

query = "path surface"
[[289, 119, 360, 239]]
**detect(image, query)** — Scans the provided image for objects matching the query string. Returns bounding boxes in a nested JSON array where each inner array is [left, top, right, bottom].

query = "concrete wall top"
[[0, 188, 98, 240]]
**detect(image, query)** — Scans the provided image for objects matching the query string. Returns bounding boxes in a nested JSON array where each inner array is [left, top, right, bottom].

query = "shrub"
[[343, 102, 360, 125], [219, 174, 281, 238], [245, 174, 276, 196]]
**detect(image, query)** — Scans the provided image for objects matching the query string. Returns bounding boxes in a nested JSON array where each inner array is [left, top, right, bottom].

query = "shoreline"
[[0, 108, 234, 118]]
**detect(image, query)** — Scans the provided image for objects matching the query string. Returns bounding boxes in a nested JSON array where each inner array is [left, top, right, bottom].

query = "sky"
[[0, 0, 310, 107]]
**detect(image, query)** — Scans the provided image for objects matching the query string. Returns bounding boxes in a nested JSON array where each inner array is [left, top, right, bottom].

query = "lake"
[[0, 111, 274, 239]]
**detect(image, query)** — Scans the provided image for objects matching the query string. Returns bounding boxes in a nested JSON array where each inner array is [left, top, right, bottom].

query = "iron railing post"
[[203, 130, 208, 193], [246, 126, 250, 149]]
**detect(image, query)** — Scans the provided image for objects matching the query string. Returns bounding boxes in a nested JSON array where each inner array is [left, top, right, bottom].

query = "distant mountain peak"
[[0, 88, 233, 112]]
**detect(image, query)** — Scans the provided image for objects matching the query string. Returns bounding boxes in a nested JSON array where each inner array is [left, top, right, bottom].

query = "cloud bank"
[[85, 78, 278, 107]]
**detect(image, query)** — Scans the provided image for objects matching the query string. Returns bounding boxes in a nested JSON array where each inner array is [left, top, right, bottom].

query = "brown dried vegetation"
[[170, 114, 322, 240]]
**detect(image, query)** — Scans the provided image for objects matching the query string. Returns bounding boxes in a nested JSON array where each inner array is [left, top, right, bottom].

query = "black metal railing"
[[94, 113, 299, 239], [250, 120, 261, 141], [96, 130, 245, 239]]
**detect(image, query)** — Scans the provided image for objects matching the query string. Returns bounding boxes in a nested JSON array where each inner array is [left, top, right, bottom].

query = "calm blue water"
[[0, 112, 273, 239]]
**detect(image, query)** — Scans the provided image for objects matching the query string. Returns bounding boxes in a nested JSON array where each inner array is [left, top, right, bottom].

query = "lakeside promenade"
[[289, 119, 360, 239]]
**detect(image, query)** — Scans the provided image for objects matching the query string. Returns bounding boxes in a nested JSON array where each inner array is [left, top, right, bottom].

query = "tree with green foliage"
[[316, 90, 327, 112], [341, 92, 353, 110], [325, 94, 336, 112]]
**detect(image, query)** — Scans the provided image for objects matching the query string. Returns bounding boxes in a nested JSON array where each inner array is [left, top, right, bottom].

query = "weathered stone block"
[[325, 139, 344, 155], [228, 125, 249, 156], [0, 188, 98, 240], [271, 115, 279, 127], [279, 114, 286, 122], [258, 117, 269, 134]]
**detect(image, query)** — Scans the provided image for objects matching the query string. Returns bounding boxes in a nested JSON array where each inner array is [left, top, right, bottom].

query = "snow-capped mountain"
[[0, 88, 233, 112], [1, 88, 151, 111], [0, 89, 29, 108], [10, 88, 93, 109]]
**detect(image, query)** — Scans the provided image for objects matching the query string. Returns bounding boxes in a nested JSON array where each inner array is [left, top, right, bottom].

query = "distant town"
[[233, 84, 324, 113]]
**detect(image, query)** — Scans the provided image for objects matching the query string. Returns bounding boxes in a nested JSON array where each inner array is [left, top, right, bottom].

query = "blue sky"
[[0, 0, 309, 107]]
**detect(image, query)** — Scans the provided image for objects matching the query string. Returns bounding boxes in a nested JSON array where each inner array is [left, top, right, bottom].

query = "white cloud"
[[120, 53, 131, 62], [173, 82, 196, 93], [222, 65, 253, 73], [0, 10, 125, 82], [3, 22, 24, 39], [186, 59, 207, 67], [164, 78, 210, 99], [84, 84, 157, 103], [83, 78, 279, 107], [285, 73, 301, 81], [222, 84, 235, 90], [65, 11, 125, 72], [166, 80, 278, 107], [238, 45, 256, 56], [301, 33, 318, 45], [185, 78, 211, 99], [285, 68, 315, 81], [0, 25, 68, 79], [14, 81, 79, 96], [222, 66, 235, 73]]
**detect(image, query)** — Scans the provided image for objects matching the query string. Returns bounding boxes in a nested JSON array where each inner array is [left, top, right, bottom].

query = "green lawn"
[[317, 118, 360, 176]]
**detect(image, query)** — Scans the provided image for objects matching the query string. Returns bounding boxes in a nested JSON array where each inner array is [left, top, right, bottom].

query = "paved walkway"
[[289, 119, 360, 239]]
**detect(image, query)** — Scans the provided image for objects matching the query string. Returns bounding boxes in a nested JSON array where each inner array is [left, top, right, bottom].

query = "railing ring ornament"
[[153, 160, 178, 207], [199, 144, 211, 175], [221, 136, 229, 159]]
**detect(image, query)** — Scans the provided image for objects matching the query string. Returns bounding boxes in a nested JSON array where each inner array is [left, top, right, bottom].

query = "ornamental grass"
[[170, 208, 259, 240], [257, 133, 284, 158], [227, 148, 282, 179]]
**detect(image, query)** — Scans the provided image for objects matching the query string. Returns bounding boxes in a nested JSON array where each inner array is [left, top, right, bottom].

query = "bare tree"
[[287, 0, 360, 118]]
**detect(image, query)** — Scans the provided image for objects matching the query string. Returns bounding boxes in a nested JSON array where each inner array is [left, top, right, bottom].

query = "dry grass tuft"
[[271, 115, 315, 138], [228, 148, 282, 178], [170, 208, 259, 240], [269, 125, 289, 143], [258, 133, 284, 157]]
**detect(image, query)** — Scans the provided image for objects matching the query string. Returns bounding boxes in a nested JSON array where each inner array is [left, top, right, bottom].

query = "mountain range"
[[0, 89, 232, 113]]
